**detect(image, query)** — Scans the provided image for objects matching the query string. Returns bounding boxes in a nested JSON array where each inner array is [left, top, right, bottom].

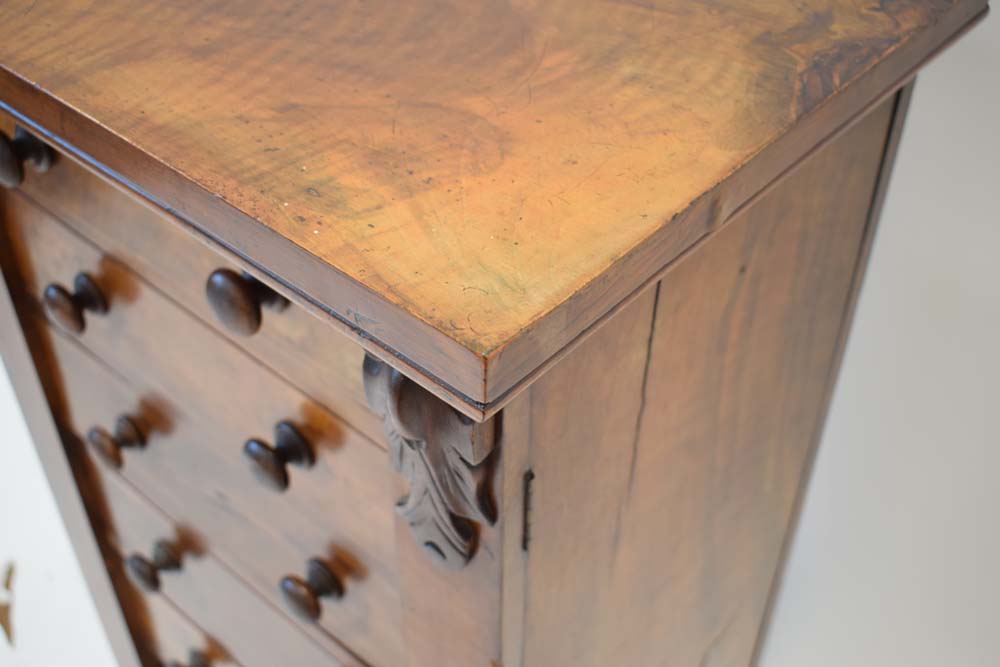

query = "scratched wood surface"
[[0, 0, 984, 409]]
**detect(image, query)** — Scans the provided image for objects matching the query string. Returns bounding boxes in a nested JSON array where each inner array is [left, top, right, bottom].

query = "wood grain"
[[0, 0, 985, 409], [500, 93, 897, 667], [76, 446, 355, 666], [0, 196, 405, 666], [0, 126, 382, 442]]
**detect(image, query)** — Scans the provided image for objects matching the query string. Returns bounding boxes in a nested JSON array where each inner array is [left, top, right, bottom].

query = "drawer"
[[0, 111, 382, 443], [35, 318, 402, 666], [135, 594, 240, 667], [105, 559, 241, 667], [3, 195, 405, 665], [75, 441, 355, 667]]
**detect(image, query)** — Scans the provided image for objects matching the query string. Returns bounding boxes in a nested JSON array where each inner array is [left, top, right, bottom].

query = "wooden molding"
[[363, 354, 497, 569]]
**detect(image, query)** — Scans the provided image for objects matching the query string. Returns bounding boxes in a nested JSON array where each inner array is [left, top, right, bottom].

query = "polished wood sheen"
[[0, 2, 983, 666], [0, 0, 984, 411]]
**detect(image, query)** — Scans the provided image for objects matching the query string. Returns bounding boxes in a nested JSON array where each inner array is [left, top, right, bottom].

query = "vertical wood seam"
[[609, 282, 663, 568], [625, 281, 662, 498]]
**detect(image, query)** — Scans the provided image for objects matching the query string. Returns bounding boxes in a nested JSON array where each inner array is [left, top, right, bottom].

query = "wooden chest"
[[0, 2, 987, 665]]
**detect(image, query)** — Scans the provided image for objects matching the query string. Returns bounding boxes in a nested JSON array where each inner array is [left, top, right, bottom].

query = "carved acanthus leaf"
[[362, 354, 496, 569]]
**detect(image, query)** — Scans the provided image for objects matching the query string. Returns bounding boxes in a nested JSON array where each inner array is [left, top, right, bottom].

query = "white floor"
[[1, 18, 997, 667]]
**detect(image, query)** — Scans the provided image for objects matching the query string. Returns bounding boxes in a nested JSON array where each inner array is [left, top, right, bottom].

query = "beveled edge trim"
[[0, 1, 985, 422], [0, 101, 490, 420], [480, 0, 989, 407]]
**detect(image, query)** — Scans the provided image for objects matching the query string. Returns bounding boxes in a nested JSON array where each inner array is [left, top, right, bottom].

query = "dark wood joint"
[[362, 354, 497, 569]]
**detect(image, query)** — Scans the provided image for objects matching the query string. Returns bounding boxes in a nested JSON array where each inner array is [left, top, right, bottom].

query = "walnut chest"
[[0, 2, 987, 666]]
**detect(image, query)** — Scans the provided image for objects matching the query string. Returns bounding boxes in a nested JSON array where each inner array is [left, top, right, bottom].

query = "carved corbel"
[[362, 354, 496, 569]]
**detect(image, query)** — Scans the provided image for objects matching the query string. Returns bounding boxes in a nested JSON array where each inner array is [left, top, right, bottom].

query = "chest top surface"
[[0, 0, 986, 412]]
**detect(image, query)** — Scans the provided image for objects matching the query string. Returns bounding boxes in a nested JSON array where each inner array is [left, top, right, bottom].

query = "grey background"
[[0, 15, 996, 667]]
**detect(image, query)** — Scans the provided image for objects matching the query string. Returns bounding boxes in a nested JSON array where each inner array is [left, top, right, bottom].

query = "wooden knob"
[[165, 650, 211, 667], [243, 421, 314, 492], [126, 540, 182, 593], [0, 127, 53, 188], [86, 415, 145, 469], [205, 269, 288, 336], [279, 558, 343, 622], [42, 272, 108, 334]]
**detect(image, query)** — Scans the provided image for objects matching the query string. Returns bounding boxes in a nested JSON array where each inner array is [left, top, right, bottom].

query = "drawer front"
[[0, 110, 382, 443], [136, 595, 241, 667], [3, 194, 405, 666], [78, 445, 352, 667], [106, 564, 242, 667]]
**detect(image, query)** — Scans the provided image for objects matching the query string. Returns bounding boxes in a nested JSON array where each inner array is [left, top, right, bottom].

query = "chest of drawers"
[[0, 2, 987, 666]]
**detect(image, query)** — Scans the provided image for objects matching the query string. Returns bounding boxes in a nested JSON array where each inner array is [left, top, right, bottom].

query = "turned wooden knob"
[[0, 127, 53, 188], [243, 421, 314, 492], [42, 272, 108, 334], [205, 269, 288, 336], [165, 650, 211, 667], [126, 540, 182, 593], [279, 558, 343, 622], [86, 415, 145, 469]]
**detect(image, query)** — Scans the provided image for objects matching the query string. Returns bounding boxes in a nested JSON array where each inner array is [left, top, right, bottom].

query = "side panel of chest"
[[499, 90, 904, 667]]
